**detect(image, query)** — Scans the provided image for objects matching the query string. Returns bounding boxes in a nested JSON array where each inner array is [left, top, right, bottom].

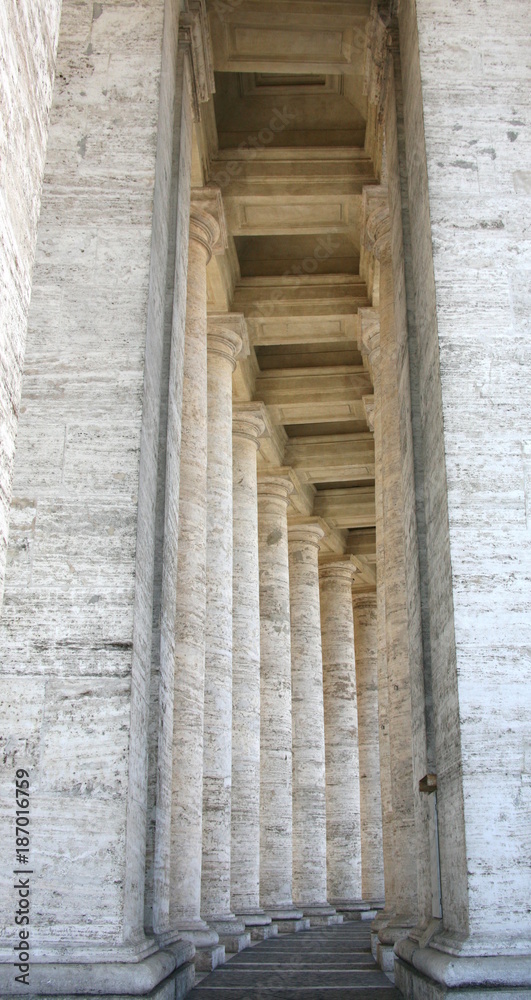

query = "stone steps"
[[187, 920, 403, 999]]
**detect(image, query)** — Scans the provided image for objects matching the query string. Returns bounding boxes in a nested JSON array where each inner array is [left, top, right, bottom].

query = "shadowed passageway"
[[188, 921, 403, 999]]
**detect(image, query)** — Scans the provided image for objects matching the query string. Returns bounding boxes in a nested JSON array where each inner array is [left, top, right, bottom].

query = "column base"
[[178, 919, 220, 949], [372, 913, 417, 978], [395, 944, 531, 999], [193, 944, 226, 973], [207, 917, 251, 954], [250, 922, 279, 941], [300, 903, 344, 927], [0, 946, 195, 998], [330, 897, 372, 921], [237, 910, 279, 941], [265, 905, 310, 933]]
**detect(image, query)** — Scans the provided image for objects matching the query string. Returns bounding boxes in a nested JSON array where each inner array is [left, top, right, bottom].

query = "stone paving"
[[188, 920, 403, 999]]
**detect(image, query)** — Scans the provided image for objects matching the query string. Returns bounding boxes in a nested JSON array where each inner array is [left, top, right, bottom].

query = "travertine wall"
[[400, 0, 531, 949], [0, 0, 172, 958], [0, 0, 62, 607]]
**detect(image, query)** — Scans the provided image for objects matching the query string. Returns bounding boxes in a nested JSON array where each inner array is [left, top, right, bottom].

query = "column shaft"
[[372, 357, 395, 915], [352, 592, 385, 904], [258, 476, 302, 925], [231, 406, 269, 926], [289, 521, 335, 921], [320, 559, 363, 911], [201, 317, 246, 944], [169, 208, 220, 946]]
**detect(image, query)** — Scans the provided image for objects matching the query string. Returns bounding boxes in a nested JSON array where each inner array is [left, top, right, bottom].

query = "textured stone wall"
[[0, 0, 62, 607], [0, 0, 169, 957], [400, 0, 531, 948]]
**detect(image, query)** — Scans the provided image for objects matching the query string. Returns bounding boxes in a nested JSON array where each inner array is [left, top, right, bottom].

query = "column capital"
[[257, 473, 294, 506], [319, 554, 359, 582], [363, 395, 375, 433], [233, 402, 267, 447], [190, 186, 228, 261], [207, 313, 247, 369], [288, 518, 325, 550], [179, 0, 215, 122]]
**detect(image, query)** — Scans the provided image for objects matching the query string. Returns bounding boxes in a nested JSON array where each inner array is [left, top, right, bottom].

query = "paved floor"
[[188, 920, 403, 999]]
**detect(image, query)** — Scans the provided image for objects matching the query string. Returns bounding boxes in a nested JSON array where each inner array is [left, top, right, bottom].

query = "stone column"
[[319, 556, 366, 919], [200, 314, 250, 953], [169, 194, 225, 968], [258, 474, 306, 932], [352, 591, 385, 907], [289, 519, 340, 926], [230, 404, 274, 940]]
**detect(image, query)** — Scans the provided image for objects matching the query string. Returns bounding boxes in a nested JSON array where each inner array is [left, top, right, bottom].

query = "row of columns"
[[165, 193, 384, 959]]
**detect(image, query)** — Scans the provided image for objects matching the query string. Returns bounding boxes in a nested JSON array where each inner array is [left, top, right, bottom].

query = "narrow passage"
[[188, 920, 403, 999]]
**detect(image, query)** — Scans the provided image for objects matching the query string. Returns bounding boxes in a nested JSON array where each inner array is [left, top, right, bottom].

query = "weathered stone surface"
[[0, 0, 175, 969], [320, 557, 363, 905], [363, 187, 422, 937], [231, 404, 268, 922], [169, 202, 221, 945], [398, 0, 531, 972], [352, 592, 384, 903], [257, 475, 296, 917], [288, 520, 329, 912], [1, 3, 528, 995], [202, 313, 244, 931], [0, 950, 195, 997], [0, 0, 61, 608]]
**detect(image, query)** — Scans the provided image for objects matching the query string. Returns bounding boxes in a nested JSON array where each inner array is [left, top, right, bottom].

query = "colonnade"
[[1, 3, 529, 998], [161, 192, 385, 967]]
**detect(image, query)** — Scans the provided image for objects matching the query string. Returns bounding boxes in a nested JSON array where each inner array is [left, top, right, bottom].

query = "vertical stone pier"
[[0, 2, 208, 995], [148, 17, 199, 950], [352, 592, 385, 908], [201, 314, 250, 953], [394, 2, 531, 995], [258, 475, 306, 933], [289, 520, 340, 927], [364, 194, 424, 971], [231, 404, 274, 940], [320, 556, 366, 920], [361, 319, 395, 945], [169, 194, 225, 970]]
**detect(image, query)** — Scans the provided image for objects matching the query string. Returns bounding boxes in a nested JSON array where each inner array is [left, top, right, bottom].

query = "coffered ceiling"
[[200, 0, 380, 590]]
